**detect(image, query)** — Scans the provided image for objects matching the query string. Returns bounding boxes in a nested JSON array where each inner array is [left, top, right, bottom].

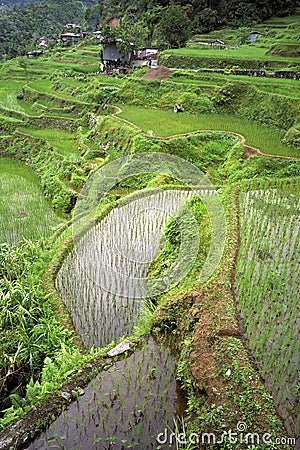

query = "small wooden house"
[[210, 39, 225, 49], [64, 23, 81, 31], [93, 31, 103, 41], [59, 33, 81, 46], [102, 40, 134, 69], [38, 38, 48, 48], [248, 31, 262, 43], [27, 50, 42, 58], [138, 48, 158, 60]]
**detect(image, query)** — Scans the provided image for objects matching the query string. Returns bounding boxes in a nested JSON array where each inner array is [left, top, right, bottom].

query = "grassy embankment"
[[117, 104, 297, 158], [163, 44, 298, 65], [0, 158, 62, 245]]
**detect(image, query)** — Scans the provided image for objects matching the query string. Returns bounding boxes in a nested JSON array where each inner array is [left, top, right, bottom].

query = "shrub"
[[213, 82, 299, 130], [282, 124, 300, 149]]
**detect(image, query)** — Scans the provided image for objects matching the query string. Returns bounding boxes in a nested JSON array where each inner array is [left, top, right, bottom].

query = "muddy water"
[[26, 338, 182, 450]]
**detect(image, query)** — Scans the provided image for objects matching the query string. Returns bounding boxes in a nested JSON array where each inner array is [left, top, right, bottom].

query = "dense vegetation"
[[0, 5, 299, 448], [0, 0, 96, 61], [0, 240, 71, 418], [96, 0, 298, 30], [0, 0, 299, 61]]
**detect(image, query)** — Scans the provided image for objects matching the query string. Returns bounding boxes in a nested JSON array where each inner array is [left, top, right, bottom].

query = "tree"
[[122, 20, 149, 49], [141, 5, 164, 46], [196, 7, 219, 32], [17, 56, 29, 82], [158, 4, 192, 48], [85, 4, 102, 31], [101, 22, 144, 52]]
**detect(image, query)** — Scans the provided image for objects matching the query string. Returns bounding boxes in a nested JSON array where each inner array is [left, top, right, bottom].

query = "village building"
[[64, 23, 81, 31], [102, 39, 134, 70], [210, 39, 226, 49], [38, 37, 48, 48], [92, 31, 103, 41], [248, 31, 263, 43], [138, 48, 159, 60], [27, 50, 42, 58], [59, 32, 82, 46]]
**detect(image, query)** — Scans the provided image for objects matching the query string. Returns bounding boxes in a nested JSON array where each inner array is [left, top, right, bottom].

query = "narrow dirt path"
[[111, 106, 299, 161]]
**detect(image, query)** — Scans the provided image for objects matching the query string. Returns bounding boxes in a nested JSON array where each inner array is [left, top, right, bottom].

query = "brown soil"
[[142, 66, 171, 80], [190, 277, 241, 403], [243, 144, 259, 160]]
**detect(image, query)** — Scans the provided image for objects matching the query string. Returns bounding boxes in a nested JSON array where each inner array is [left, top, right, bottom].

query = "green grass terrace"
[[170, 70, 300, 99], [0, 157, 62, 245], [17, 126, 80, 159], [163, 44, 299, 65], [117, 105, 299, 158]]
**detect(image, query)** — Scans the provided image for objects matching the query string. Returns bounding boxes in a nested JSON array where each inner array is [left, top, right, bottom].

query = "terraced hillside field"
[[0, 19, 298, 450]]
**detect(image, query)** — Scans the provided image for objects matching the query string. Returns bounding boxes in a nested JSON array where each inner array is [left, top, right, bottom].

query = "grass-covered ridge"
[[161, 44, 299, 64], [0, 158, 63, 245], [114, 75, 299, 157], [146, 187, 288, 444], [117, 104, 297, 158]]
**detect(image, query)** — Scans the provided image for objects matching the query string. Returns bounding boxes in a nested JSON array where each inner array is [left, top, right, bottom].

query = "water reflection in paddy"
[[26, 338, 183, 449]]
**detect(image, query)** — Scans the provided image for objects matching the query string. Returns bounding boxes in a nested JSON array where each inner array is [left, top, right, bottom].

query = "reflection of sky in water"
[[56, 190, 198, 349], [237, 189, 299, 438], [26, 338, 180, 450]]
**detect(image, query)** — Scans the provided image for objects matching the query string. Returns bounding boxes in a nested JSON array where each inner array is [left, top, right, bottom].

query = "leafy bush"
[[213, 81, 299, 130], [266, 44, 300, 57], [70, 173, 86, 188], [0, 240, 73, 419], [283, 124, 300, 149]]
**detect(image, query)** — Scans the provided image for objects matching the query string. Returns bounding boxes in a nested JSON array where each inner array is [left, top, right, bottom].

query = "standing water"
[[236, 188, 299, 438], [56, 190, 200, 349], [24, 190, 202, 449], [25, 338, 183, 449]]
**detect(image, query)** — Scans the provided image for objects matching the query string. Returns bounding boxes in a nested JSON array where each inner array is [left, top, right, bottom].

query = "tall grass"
[[0, 238, 75, 428], [0, 158, 62, 245]]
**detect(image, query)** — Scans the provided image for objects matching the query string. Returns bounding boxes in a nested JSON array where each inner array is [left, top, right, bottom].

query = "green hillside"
[[0, 7, 298, 450]]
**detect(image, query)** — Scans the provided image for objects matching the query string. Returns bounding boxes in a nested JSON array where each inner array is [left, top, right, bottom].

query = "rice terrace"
[[0, 0, 299, 449]]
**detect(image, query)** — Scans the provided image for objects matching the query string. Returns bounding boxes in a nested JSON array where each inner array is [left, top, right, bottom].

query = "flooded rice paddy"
[[236, 188, 299, 437], [56, 190, 201, 349], [26, 190, 200, 449], [25, 337, 182, 449]]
